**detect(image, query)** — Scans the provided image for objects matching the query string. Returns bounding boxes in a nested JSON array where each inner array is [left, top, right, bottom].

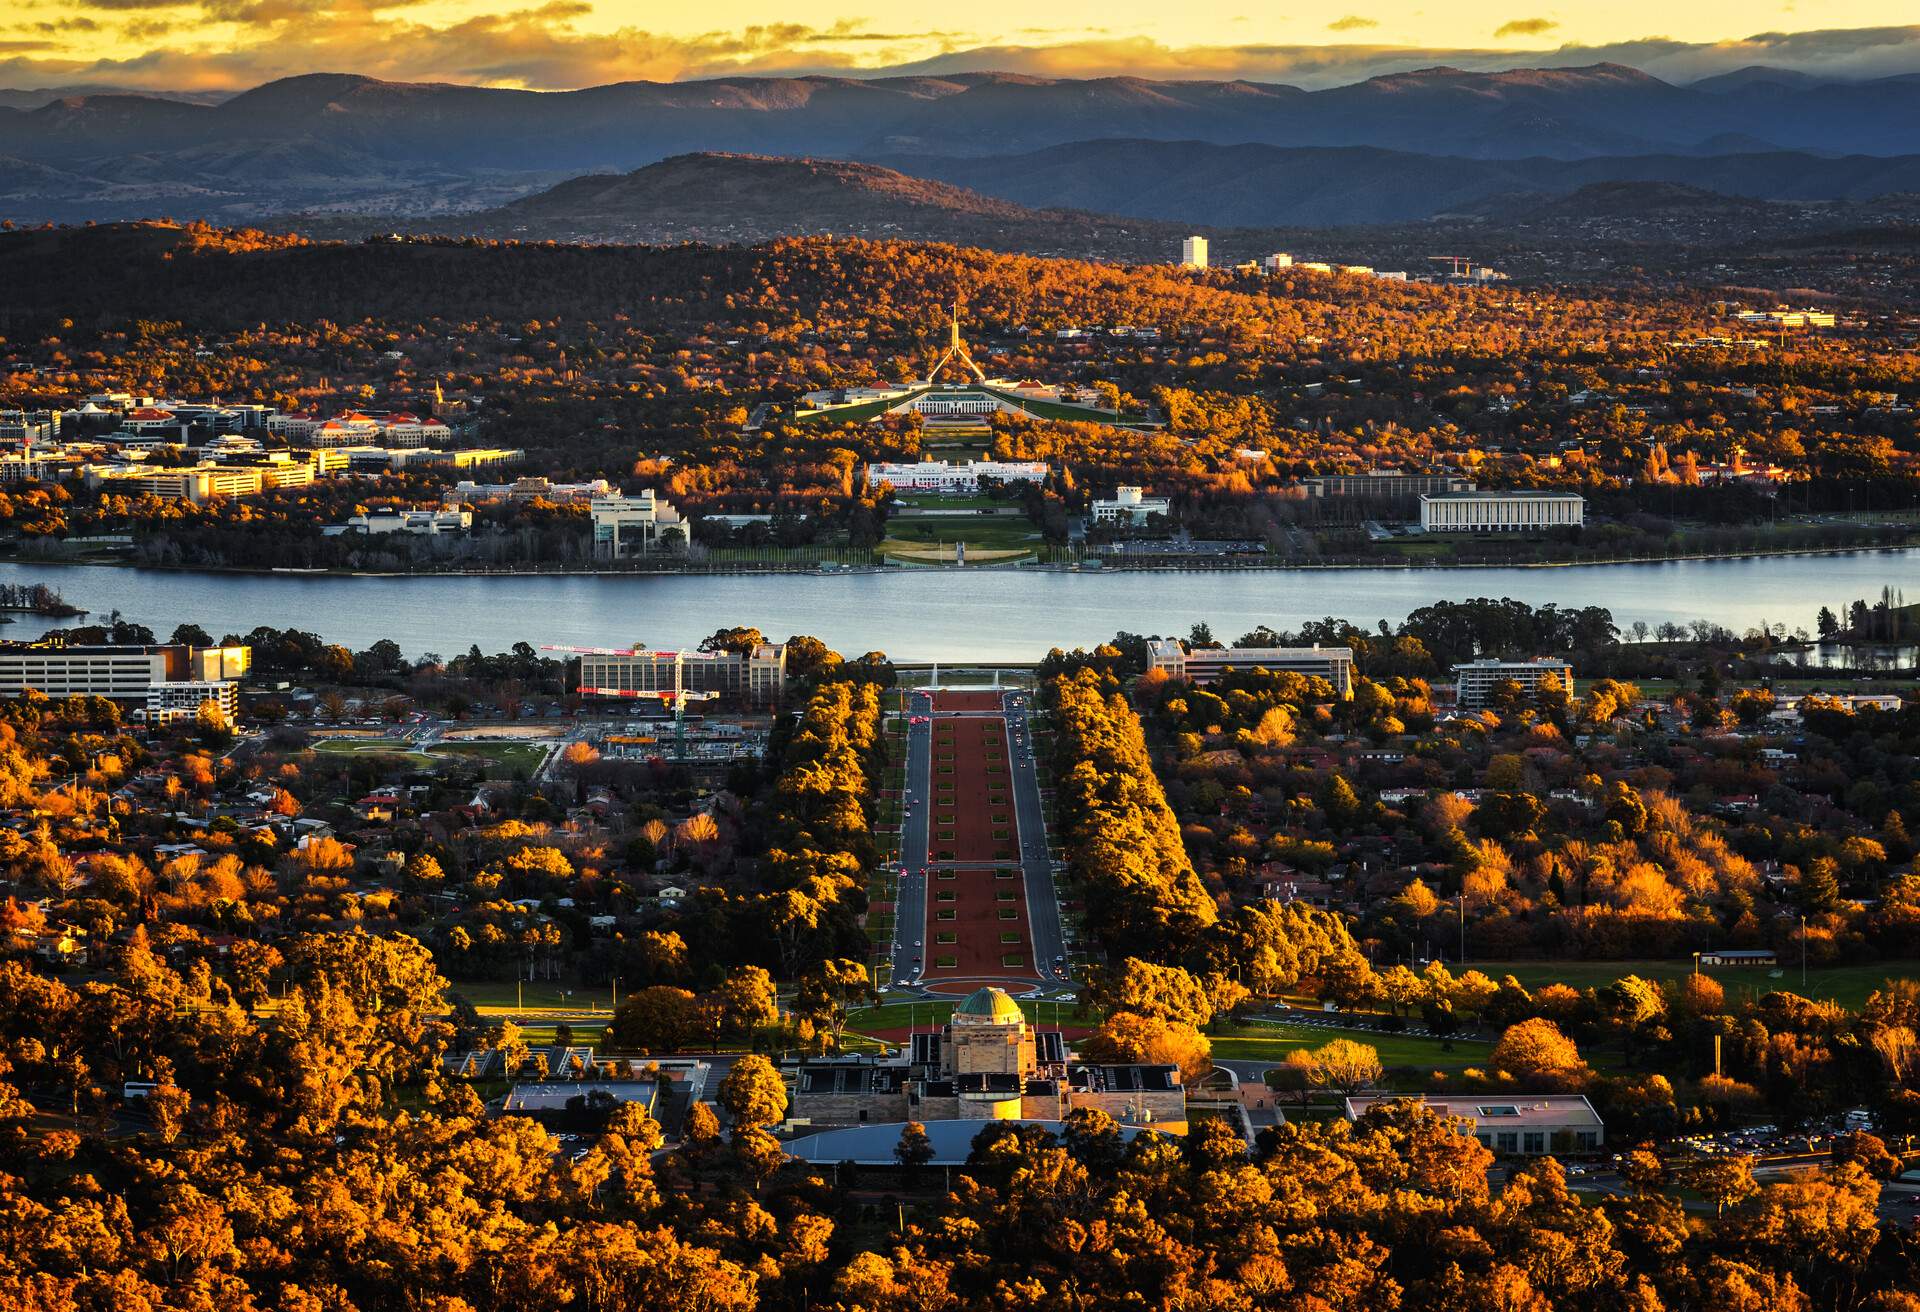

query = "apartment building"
[[1452, 658, 1575, 709]]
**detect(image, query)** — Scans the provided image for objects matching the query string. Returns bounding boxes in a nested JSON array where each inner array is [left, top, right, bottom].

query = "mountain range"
[[5, 65, 1920, 228]]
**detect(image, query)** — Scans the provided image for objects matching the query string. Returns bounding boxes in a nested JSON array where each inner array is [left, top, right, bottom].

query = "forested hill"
[[458, 151, 1156, 255], [0, 222, 1401, 344]]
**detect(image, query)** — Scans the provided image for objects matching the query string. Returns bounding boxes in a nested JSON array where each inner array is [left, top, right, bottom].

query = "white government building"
[[1419, 490, 1586, 532], [1090, 486, 1171, 525], [1147, 639, 1355, 699], [866, 459, 1049, 493], [590, 490, 685, 559]]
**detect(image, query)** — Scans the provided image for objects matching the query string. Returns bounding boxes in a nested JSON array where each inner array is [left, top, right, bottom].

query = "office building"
[[328, 508, 472, 536], [574, 643, 787, 706], [1262, 253, 1292, 272], [1090, 486, 1171, 525], [1147, 639, 1354, 698], [865, 459, 1049, 493], [1180, 236, 1209, 270], [1303, 471, 1476, 502], [1452, 658, 1574, 709], [0, 641, 249, 708], [1419, 491, 1585, 532], [590, 490, 685, 559], [1344, 1094, 1603, 1156]]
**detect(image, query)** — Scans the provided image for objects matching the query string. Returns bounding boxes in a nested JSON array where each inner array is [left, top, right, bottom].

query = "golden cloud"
[[1495, 18, 1559, 38]]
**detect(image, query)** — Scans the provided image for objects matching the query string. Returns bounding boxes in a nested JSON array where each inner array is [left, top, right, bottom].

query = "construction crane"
[[1428, 255, 1473, 278], [542, 643, 723, 757]]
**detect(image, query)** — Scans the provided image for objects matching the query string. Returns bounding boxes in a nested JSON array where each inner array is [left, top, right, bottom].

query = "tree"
[[894, 1120, 934, 1175], [1491, 1018, 1590, 1087], [718, 965, 779, 1040], [1302, 1038, 1384, 1096], [1079, 1012, 1212, 1082], [608, 986, 700, 1051], [717, 1053, 787, 1129]]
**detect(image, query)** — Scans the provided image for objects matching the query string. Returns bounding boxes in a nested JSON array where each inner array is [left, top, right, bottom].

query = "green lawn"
[[1211, 1020, 1487, 1076], [1494, 960, 1920, 1011], [451, 979, 620, 1013], [310, 736, 547, 778], [430, 741, 550, 776]]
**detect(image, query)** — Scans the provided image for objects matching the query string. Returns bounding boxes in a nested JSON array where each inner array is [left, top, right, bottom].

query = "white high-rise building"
[[1181, 236, 1209, 269], [1262, 253, 1293, 272]]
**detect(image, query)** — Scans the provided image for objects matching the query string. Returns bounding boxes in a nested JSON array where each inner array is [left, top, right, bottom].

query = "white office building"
[[1262, 253, 1292, 272], [1181, 236, 1209, 269], [865, 460, 1049, 493], [590, 490, 685, 559], [0, 642, 249, 707], [1147, 639, 1354, 698], [1452, 658, 1575, 709], [1090, 486, 1171, 525], [1419, 491, 1585, 532]]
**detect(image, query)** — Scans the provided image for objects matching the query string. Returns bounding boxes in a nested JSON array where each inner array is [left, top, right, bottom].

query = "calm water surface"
[[0, 552, 1912, 661]]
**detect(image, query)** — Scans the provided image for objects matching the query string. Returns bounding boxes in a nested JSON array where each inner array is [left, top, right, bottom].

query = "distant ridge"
[[6, 64, 1920, 224]]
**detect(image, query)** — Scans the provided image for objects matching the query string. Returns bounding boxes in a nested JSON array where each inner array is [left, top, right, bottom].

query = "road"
[[886, 687, 1071, 995], [1001, 688, 1072, 988], [886, 689, 934, 986]]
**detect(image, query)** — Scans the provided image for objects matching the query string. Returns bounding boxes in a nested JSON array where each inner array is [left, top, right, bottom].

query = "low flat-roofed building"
[[501, 1079, 660, 1114], [1420, 490, 1584, 532], [1452, 658, 1574, 709], [1147, 638, 1354, 699], [1698, 948, 1778, 967], [1345, 1094, 1604, 1155]]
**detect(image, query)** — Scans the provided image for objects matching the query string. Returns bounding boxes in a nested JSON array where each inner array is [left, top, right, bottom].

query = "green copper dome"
[[953, 987, 1023, 1023]]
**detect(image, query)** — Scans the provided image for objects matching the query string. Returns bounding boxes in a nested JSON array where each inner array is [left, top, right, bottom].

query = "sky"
[[4, 0, 1920, 94]]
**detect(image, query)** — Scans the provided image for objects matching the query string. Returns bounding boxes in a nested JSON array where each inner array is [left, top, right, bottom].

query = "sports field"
[[311, 736, 549, 777]]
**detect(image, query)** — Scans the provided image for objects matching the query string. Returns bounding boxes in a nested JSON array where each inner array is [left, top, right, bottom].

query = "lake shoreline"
[[12, 537, 1918, 580]]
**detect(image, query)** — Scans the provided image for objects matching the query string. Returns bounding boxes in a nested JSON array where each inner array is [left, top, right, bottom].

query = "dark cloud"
[[1327, 16, 1378, 32], [1495, 18, 1558, 38]]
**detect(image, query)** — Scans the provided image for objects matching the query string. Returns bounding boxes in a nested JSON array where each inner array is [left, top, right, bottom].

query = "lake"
[[0, 551, 1913, 662]]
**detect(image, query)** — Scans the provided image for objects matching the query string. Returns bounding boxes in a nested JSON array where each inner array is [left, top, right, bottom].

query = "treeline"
[[4, 929, 1912, 1312], [1044, 667, 1217, 956]]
